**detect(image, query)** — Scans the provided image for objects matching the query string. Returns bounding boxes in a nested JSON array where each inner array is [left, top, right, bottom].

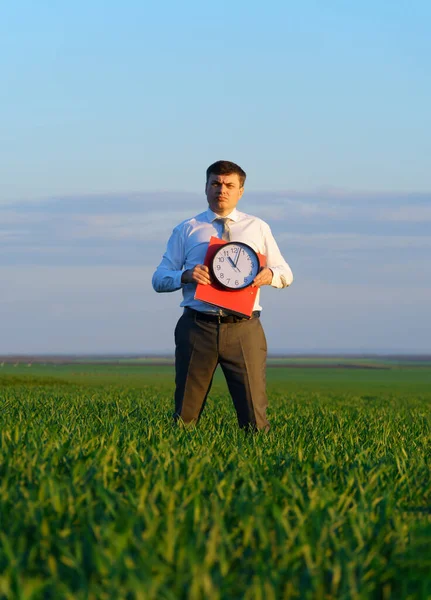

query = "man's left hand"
[[252, 267, 273, 287]]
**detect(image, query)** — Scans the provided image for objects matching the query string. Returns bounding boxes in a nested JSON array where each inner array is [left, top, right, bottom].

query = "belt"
[[184, 307, 260, 324]]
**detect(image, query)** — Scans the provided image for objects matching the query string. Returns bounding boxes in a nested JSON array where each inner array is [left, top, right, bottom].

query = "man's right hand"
[[181, 264, 212, 285]]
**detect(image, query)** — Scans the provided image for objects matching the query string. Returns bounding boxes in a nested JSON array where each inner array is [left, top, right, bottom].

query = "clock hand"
[[227, 257, 239, 271], [234, 248, 241, 267]]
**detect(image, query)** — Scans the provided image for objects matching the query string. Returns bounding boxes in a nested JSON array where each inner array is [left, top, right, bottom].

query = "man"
[[152, 160, 293, 431]]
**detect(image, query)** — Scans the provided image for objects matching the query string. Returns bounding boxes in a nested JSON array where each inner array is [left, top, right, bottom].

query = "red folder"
[[194, 237, 267, 317]]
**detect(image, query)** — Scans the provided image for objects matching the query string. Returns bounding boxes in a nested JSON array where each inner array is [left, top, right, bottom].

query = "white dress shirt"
[[152, 207, 293, 313]]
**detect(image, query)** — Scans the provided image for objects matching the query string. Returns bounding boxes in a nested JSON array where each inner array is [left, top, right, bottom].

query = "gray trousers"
[[174, 309, 270, 430]]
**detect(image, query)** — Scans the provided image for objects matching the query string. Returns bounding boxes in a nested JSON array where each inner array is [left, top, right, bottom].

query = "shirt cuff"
[[175, 271, 185, 288], [270, 267, 292, 289]]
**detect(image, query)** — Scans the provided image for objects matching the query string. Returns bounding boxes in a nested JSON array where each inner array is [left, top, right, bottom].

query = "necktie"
[[215, 218, 231, 241]]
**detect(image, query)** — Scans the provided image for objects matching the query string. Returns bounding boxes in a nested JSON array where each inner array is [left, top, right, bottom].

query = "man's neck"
[[211, 208, 237, 219]]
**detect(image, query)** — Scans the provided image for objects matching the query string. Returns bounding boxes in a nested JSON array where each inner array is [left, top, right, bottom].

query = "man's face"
[[205, 173, 244, 216]]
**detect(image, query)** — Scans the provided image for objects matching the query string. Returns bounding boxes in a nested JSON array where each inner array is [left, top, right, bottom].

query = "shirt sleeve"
[[262, 222, 294, 289], [152, 225, 185, 293]]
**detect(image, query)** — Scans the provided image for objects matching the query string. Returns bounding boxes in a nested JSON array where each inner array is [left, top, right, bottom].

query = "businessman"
[[152, 160, 293, 430]]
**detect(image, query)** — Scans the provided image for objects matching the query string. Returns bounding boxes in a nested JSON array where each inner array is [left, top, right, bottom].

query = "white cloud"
[[1, 266, 430, 354], [74, 210, 191, 240], [278, 232, 431, 250], [381, 206, 431, 222], [0, 265, 180, 354], [245, 198, 349, 221], [0, 187, 429, 354], [0, 229, 32, 240], [0, 211, 50, 224]]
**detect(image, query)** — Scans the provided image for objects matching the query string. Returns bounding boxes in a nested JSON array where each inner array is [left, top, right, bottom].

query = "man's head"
[[205, 160, 246, 216]]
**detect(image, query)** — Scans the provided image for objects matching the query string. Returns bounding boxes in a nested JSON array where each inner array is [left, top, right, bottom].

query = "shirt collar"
[[206, 207, 240, 222]]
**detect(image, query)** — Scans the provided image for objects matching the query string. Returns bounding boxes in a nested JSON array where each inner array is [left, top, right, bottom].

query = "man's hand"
[[252, 267, 273, 288], [181, 264, 212, 285]]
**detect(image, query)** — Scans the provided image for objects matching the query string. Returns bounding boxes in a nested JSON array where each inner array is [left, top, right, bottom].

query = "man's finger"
[[252, 275, 265, 287], [193, 267, 212, 284], [197, 274, 211, 283]]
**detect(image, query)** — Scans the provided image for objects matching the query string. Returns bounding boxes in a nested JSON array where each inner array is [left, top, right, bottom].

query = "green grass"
[[0, 365, 431, 599]]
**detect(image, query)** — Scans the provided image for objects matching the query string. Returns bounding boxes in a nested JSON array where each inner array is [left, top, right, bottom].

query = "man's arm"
[[253, 222, 293, 289], [152, 226, 213, 292], [152, 227, 185, 293]]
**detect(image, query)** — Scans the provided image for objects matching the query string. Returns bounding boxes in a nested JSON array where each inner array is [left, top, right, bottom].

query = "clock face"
[[211, 242, 260, 290]]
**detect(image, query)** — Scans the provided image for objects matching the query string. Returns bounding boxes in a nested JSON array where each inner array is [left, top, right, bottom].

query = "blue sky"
[[1, 1, 430, 353]]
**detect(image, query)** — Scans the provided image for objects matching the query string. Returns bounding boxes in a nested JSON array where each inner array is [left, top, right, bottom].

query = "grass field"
[[0, 363, 431, 599]]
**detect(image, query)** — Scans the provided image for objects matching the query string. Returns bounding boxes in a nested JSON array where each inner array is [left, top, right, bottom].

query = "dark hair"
[[206, 160, 246, 187]]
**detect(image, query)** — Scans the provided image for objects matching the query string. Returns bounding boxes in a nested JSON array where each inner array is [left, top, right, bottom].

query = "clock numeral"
[[244, 277, 248, 283], [218, 257, 224, 262], [235, 280, 239, 286], [223, 250, 229, 256], [216, 265, 221, 270], [220, 273, 224, 279], [226, 278, 230, 284]]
